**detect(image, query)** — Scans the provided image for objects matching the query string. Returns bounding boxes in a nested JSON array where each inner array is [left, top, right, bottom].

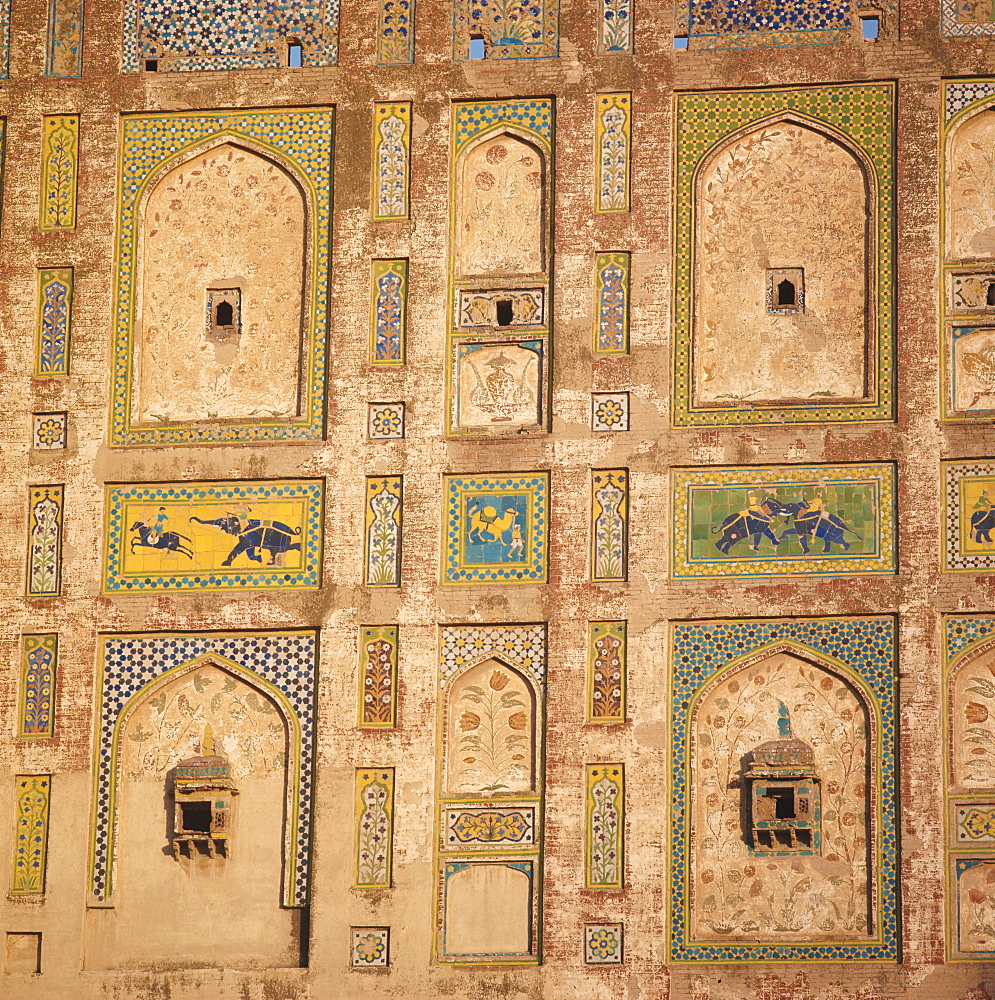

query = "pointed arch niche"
[[435, 625, 546, 964]]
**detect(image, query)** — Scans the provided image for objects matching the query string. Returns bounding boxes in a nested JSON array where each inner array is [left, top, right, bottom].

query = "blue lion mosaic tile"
[[91, 630, 317, 907]]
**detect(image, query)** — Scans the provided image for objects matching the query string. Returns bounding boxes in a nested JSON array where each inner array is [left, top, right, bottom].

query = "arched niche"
[[949, 645, 995, 788], [946, 108, 995, 261], [133, 139, 308, 424], [443, 863, 533, 957], [455, 131, 546, 277], [693, 117, 871, 406], [688, 649, 874, 943], [444, 657, 538, 796], [86, 660, 301, 970]]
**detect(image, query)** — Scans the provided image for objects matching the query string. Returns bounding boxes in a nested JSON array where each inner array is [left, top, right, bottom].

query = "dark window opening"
[[180, 801, 212, 834], [777, 279, 796, 307], [986, 282, 995, 306], [288, 42, 303, 67], [762, 787, 796, 819], [860, 15, 879, 39], [215, 301, 234, 326], [469, 35, 486, 59], [144, 59, 158, 72], [496, 299, 514, 326]]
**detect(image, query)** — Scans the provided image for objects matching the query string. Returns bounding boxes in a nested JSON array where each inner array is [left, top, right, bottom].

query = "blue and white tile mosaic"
[[592, 392, 629, 432], [585, 922, 623, 964]]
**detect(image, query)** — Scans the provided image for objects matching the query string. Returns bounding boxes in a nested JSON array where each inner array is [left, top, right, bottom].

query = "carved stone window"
[[766, 268, 805, 315], [207, 288, 241, 339], [171, 729, 238, 859]]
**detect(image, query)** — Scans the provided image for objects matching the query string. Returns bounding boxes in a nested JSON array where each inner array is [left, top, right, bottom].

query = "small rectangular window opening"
[[180, 801, 213, 834], [144, 59, 158, 72], [860, 15, 879, 39], [496, 300, 514, 326], [469, 36, 486, 59], [288, 42, 303, 67], [673, 35, 689, 49]]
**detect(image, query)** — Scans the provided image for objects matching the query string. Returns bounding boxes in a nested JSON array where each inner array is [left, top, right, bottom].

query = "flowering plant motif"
[[599, 0, 632, 53], [591, 631, 623, 720], [587, 767, 623, 887], [379, 0, 413, 63], [376, 114, 408, 219], [598, 99, 629, 212], [361, 637, 396, 726], [960, 862, 995, 952], [592, 471, 627, 582], [373, 263, 405, 363], [11, 776, 50, 894], [48, 0, 83, 77], [365, 478, 402, 586], [467, 0, 546, 50], [354, 930, 387, 964], [356, 772, 393, 887], [41, 117, 78, 230], [20, 636, 56, 738], [450, 809, 531, 843], [587, 926, 620, 960], [955, 659, 995, 786], [596, 255, 629, 353], [38, 275, 71, 375], [28, 488, 63, 596]]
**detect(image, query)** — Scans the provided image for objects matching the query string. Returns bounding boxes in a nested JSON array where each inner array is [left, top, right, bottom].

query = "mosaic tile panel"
[[443, 806, 537, 851], [673, 84, 895, 426], [598, 0, 633, 54], [103, 479, 324, 593], [352, 926, 389, 967], [955, 804, 995, 843], [444, 473, 549, 585], [942, 325, 995, 421], [672, 463, 896, 580], [32, 412, 67, 450], [594, 252, 629, 353], [18, 635, 57, 740], [585, 922, 623, 964], [368, 402, 405, 440], [0, 0, 9, 77], [39, 115, 78, 230], [952, 857, 995, 957], [47, 0, 83, 77], [92, 630, 317, 906], [439, 623, 547, 689], [454, 100, 553, 157], [943, 0, 995, 36], [355, 768, 394, 888], [669, 616, 898, 962], [586, 765, 624, 890], [10, 776, 50, 895], [365, 476, 402, 587], [359, 626, 398, 728], [946, 81, 995, 121], [111, 108, 333, 447], [595, 94, 630, 214], [592, 392, 629, 432], [379, 0, 414, 63], [27, 485, 63, 598], [942, 461, 995, 571], [452, 0, 558, 60], [587, 622, 626, 724], [370, 260, 407, 364], [123, 0, 340, 72], [591, 469, 628, 583], [373, 104, 410, 222], [35, 268, 73, 377]]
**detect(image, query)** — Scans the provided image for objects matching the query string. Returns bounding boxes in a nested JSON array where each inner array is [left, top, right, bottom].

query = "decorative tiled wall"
[[39, 115, 78, 231], [943, 461, 995, 571], [594, 252, 629, 353], [0, 0, 9, 77], [452, 0, 558, 59], [370, 259, 407, 364], [591, 470, 628, 583], [365, 476, 402, 587], [352, 927, 390, 967], [32, 412, 68, 450], [35, 268, 73, 376], [26, 486, 63, 598], [595, 94, 631, 213], [585, 922, 624, 963], [354, 768, 395, 888], [18, 635, 57, 740], [373, 103, 411, 221], [46, 0, 83, 77], [597, 0, 633, 54], [368, 403, 405, 439], [587, 622, 626, 724], [359, 626, 398, 728], [378, 0, 413, 64], [585, 764, 624, 890], [10, 776, 51, 895]]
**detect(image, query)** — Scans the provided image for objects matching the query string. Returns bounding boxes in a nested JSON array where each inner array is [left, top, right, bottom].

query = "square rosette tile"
[[585, 923, 623, 964], [443, 472, 549, 585], [32, 412, 67, 450], [368, 402, 405, 439], [592, 392, 629, 432], [352, 927, 389, 968]]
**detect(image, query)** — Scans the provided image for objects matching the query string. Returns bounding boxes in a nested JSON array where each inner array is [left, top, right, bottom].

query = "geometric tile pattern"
[[453, 100, 553, 158], [443, 473, 549, 585], [102, 480, 324, 593], [669, 616, 899, 962], [355, 768, 394, 888], [123, 0, 340, 72], [359, 626, 398, 728], [452, 0, 558, 60], [368, 403, 405, 439], [439, 623, 547, 690], [591, 470, 628, 583], [585, 922, 624, 964], [10, 776, 51, 895], [0, 1, 8, 77], [943, 461, 995, 571], [370, 260, 407, 364], [32, 412, 67, 450], [365, 476, 402, 587], [596, 94, 631, 213], [352, 927, 389, 967], [597, 0, 633, 54], [39, 115, 78, 230], [942, 0, 995, 37], [35, 268, 73, 376], [946, 81, 995, 121], [373, 104, 411, 221], [673, 84, 895, 426], [26, 485, 63, 598], [46, 0, 83, 77], [594, 251, 630, 353], [18, 635, 57, 740], [672, 463, 897, 579], [586, 764, 624, 890], [378, 0, 413, 64], [947, 614, 995, 661], [592, 392, 629, 432], [91, 630, 318, 906], [587, 622, 626, 724], [110, 108, 333, 446]]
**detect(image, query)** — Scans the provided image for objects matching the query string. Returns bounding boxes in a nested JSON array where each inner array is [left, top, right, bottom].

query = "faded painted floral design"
[[958, 861, 995, 953], [695, 123, 868, 404], [952, 652, 995, 786], [121, 667, 286, 781], [947, 111, 995, 259], [691, 652, 871, 941], [447, 662, 533, 794]]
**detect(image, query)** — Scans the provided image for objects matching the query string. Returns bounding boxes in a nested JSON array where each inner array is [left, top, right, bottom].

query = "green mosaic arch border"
[[668, 616, 899, 962], [672, 83, 895, 428], [109, 107, 333, 447]]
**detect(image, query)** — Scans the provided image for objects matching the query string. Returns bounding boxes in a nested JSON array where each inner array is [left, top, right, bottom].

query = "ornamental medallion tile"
[[592, 392, 629, 432]]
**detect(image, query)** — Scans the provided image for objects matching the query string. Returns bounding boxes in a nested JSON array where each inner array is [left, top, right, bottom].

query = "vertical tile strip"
[[585, 764, 624, 890], [26, 486, 64, 597], [46, 0, 84, 78], [373, 102, 411, 221], [359, 626, 399, 728], [365, 476, 403, 586], [594, 251, 630, 354], [35, 267, 74, 376], [370, 259, 408, 365], [10, 776, 51, 895], [19, 635, 57, 739], [378, 0, 414, 64], [587, 622, 626, 724], [597, 0, 633, 55], [595, 93, 631, 214], [39, 115, 79, 230], [354, 768, 395, 888], [591, 469, 628, 583], [0, 0, 9, 78]]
